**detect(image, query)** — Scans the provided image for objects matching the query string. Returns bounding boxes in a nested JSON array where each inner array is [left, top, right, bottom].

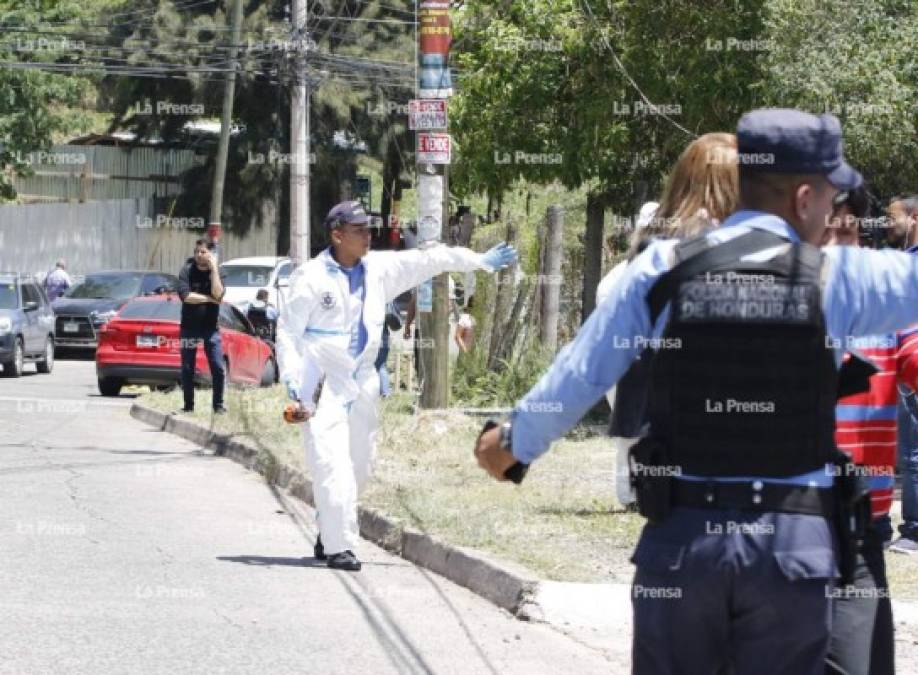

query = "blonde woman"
[[601, 132, 739, 508]]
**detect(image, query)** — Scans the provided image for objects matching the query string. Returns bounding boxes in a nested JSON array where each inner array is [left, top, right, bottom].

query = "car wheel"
[[1, 337, 24, 378], [260, 357, 277, 387], [98, 376, 124, 397], [36, 337, 54, 374]]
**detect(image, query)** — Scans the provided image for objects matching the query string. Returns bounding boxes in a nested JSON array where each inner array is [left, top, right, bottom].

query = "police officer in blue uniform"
[[474, 109, 918, 674]]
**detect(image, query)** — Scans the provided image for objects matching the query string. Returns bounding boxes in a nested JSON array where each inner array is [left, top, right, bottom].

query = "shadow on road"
[[216, 555, 326, 568]]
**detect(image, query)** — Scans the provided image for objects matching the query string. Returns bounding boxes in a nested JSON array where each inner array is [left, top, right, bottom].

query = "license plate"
[[63, 322, 79, 333], [136, 335, 159, 348]]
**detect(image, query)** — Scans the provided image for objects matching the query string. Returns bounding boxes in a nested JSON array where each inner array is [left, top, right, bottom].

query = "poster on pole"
[[417, 278, 433, 313], [418, 1, 452, 98], [417, 174, 443, 245], [417, 133, 451, 164], [409, 99, 448, 130]]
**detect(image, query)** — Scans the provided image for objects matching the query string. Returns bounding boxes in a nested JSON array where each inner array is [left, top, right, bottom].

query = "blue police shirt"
[[511, 210, 918, 488]]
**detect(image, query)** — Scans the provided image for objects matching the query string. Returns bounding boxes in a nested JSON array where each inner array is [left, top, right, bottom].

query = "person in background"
[[598, 132, 739, 509], [885, 195, 918, 249], [455, 295, 477, 354], [887, 196, 918, 555], [245, 289, 279, 342], [177, 240, 226, 414], [248, 288, 278, 321], [825, 185, 904, 675], [44, 259, 72, 302]]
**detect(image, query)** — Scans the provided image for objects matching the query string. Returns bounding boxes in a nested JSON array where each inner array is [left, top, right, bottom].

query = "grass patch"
[[141, 385, 641, 583]]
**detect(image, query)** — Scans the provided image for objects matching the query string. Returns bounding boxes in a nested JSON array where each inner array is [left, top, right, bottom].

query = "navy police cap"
[[736, 108, 863, 190], [324, 200, 369, 230]]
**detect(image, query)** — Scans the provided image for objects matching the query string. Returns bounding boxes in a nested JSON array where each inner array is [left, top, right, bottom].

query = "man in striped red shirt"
[[825, 190, 918, 675], [888, 197, 918, 554]]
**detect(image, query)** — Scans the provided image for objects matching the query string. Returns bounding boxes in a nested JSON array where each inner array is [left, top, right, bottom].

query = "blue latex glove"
[[285, 380, 300, 402], [480, 242, 518, 272]]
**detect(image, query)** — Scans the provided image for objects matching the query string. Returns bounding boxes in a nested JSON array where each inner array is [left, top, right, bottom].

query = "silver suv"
[[0, 274, 56, 377]]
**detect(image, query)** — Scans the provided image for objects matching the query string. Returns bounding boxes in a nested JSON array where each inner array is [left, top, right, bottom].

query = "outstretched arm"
[[374, 243, 517, 302]]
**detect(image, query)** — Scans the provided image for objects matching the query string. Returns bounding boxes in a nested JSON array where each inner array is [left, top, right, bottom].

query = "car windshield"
[[0, 282, 18, 310], [117, 297, 182, 322], [65, 273, 143, 300], [219, 265, 273, 288]]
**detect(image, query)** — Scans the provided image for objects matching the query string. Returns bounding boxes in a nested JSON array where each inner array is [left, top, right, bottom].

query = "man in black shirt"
[[177, 240, 226, 413]]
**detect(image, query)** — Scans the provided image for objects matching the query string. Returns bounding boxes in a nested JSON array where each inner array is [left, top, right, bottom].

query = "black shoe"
[[314, 535, 327, 561], [213, 405, 228, 415], [327, 550, 361, 571], [180, 405, 194, 413]]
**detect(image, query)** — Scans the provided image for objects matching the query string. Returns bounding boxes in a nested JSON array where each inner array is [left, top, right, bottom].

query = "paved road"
[[0, 360, 623, 674]]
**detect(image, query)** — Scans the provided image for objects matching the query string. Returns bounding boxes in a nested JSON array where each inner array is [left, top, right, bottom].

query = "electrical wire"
[[578, 0, 695, 138]]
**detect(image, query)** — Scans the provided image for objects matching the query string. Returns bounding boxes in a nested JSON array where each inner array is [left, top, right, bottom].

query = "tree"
[[0, 0, 103, 200], [759, 0, 918, 199], [450, 0, 768, 322], [98, 0, 417, 246]]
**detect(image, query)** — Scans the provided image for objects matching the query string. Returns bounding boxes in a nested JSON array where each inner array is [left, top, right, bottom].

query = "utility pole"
[[290, 0, 310, 265], [416, 1, 453, 409], [208, 0, 244, 260]]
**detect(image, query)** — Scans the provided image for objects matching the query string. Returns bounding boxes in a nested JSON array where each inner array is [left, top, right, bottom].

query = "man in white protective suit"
[[276, 200, 518, 571]]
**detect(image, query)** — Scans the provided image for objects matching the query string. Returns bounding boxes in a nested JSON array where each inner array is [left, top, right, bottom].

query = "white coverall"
[[276, 245, 495, 555]]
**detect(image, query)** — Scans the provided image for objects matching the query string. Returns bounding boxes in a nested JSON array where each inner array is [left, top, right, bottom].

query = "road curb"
[[129, 402, 542, 616]]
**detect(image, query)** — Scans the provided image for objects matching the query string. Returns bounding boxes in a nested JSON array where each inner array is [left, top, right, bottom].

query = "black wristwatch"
[[480, 419, 529, 484]]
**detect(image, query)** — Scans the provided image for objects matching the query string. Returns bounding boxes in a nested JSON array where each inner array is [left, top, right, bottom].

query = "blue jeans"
[[180, 327, 225, 410], [898, 391, 918, 539]]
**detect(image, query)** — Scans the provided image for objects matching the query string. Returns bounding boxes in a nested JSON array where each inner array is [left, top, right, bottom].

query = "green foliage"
[[0, 0, 98, 200], [451, 0, 768, 207], [451, 337, 554, 407], [451, 0, 918, 206], [759, 0, 918, 197]]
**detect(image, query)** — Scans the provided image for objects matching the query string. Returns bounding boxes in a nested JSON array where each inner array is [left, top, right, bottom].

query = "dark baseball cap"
[[324, 200, 369, 230], [736, 108, 863, 190]]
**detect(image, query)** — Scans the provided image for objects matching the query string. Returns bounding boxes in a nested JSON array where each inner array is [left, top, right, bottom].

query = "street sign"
[[417, 133, 451, 164], [409, 100, 448, 130]]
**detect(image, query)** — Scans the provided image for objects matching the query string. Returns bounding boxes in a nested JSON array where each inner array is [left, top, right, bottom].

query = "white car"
[[218, 256, 293, 312]]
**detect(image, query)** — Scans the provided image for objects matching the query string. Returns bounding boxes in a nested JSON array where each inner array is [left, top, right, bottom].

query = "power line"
[[578, 0, 695, 138]]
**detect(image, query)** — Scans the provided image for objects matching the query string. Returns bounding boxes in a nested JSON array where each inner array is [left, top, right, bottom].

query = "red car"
[[95, 294, 277, 396]]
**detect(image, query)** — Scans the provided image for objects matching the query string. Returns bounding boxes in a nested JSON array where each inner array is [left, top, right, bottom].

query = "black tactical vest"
[[644, 229, 838, 478]]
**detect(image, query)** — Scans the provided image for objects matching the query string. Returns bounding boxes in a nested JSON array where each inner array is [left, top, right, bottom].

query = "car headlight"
[[89, 310, 118, 326], [0, 317, 11, 335]]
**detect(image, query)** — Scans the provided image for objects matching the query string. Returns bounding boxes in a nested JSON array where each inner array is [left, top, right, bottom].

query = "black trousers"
[[825, 522, 894, 675]]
